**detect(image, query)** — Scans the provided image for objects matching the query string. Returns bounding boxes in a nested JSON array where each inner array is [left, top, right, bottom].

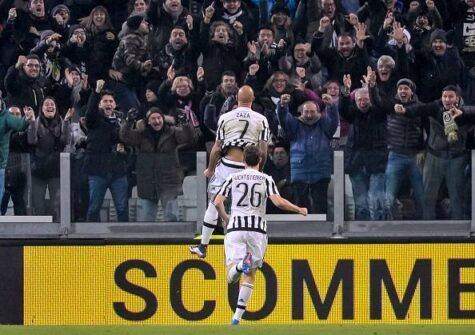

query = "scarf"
[[183, 100, 200, 127], [222, 9, 243, 24]]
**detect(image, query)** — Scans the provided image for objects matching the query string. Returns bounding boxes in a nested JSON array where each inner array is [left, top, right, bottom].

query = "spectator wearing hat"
[[111, 14, 152, 111], [52, 65, 91, 117], [120, 106, 197, 221], [138, 80, 162, 120], [395, 85, 475, 220], [154, 25, 200, 83], [62, 25, 90, 74], [369, 76, 425, 220], [414, 29, 464, 103], [30, 29, 71, 85], [50, 4, 71, 43], [270, 3, 294, 48]]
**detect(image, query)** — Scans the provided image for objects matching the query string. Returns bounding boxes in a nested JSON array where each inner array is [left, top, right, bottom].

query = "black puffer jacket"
[[414, 48, 464, 103], [4, 66, 48, 113], [84, 91, 127, 178], [369, 86, 424, 155]]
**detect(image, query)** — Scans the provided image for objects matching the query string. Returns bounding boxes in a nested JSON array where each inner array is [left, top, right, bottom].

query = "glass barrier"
[[2, 153, 58, 223], [341, 148, 472, 222], [70, 151, 199, 223]]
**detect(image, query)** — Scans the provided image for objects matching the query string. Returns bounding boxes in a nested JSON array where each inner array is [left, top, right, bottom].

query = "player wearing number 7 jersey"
[[214, 146, 307, 325], [190, 86, 270, 258]]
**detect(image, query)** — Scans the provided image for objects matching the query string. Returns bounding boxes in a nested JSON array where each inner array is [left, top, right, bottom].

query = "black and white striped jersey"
[[216, 107, 270, 152], [218, 168, 279, 234]]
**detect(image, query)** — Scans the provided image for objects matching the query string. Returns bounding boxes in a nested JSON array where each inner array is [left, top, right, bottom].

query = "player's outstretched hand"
[[299, 207, 308, 216]]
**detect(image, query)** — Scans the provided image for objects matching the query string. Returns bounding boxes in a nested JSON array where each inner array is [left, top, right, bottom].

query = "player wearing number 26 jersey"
[[213, 146, 307, 325], [190, 86, 269, 259]]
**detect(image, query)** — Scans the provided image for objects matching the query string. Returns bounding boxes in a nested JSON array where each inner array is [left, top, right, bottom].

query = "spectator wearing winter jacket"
[[7, 0, 52, 53], [79, 6, 118, 85], [370, 78, 425, 220], [340, 74, 388, 220], [27, 97, 72, 222], [243, 25, 286, 92], [0, 100, 31, 205], [84, 80, 129, 222], [120, 107, 197, 221], [200, 71, 239, 148], [147, 0, 191, 54], [0, 106, 29, 216], [199, 13, 247, 90], [414, 29, 464, 103], [312, 21, 370, 90], [395, 85, 475, 220], [4, 54, 48, 113], [277, 93, 339, 214], [111, 14, 152, 111], [153, 25, 200, 82]]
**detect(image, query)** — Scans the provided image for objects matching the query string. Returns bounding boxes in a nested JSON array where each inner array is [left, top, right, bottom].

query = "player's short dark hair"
[[244, 145, 260, 166]]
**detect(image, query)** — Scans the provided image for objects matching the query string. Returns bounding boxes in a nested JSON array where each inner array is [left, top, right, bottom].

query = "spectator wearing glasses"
[[4, 54, 48, 114]]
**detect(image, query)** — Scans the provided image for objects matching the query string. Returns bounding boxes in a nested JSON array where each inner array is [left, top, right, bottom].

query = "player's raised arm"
[[269, 194, 308, 216]]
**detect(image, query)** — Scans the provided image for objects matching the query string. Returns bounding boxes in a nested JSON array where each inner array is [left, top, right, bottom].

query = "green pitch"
[[0, 325, 472, 335]]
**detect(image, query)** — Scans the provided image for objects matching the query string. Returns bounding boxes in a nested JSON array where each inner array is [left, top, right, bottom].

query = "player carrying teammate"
[[190, 85, 270, 258], [214, 145, 307, 325]]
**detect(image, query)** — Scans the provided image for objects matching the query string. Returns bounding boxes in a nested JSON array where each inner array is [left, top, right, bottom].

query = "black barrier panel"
[[0, 246, 23, 324]]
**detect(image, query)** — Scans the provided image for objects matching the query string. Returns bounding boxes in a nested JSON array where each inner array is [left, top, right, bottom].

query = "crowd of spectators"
[[0, 0, 474, 222]]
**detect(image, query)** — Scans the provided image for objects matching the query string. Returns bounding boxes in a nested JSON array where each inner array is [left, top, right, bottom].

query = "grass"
[[0, 325, 473, 335]]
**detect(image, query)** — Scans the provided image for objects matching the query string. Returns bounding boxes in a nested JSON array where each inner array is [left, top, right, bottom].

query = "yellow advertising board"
[[23, 243, 475, 325]]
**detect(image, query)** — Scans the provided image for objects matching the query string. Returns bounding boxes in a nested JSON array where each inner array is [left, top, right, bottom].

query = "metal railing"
[[0, 151, 472, 239]]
